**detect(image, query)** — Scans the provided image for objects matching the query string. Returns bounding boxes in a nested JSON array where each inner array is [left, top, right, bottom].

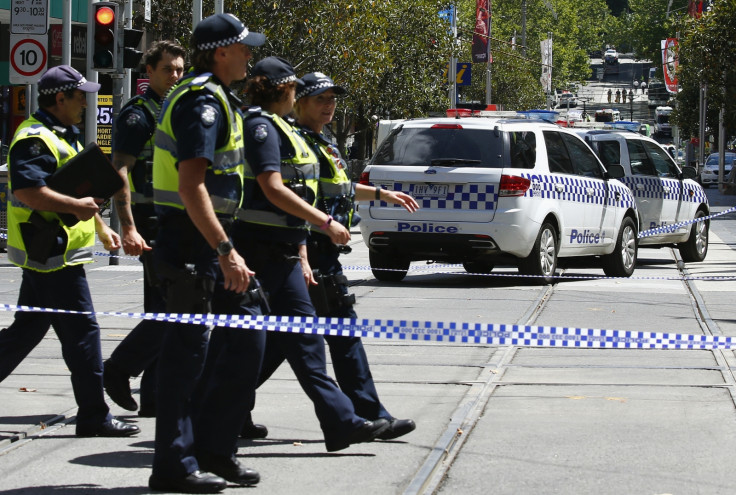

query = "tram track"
[[402, 273, 558, 495], [402, 241, 736, 494]]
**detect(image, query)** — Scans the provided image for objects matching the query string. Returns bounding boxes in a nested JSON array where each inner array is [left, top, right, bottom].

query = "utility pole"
[[521, 0, 527, 56], [449, 4, 457, 110], [485, 1, 492, 105]]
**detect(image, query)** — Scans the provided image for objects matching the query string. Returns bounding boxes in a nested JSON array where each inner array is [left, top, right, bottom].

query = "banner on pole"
[[540, 39, 552, 93], [662, 38, 679, 94], [472, 0, 491, 63]]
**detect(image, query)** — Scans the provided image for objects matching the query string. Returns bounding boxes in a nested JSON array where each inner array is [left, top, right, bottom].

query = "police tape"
[[0, 303, 734, 350], [638, 205, 736, 238]]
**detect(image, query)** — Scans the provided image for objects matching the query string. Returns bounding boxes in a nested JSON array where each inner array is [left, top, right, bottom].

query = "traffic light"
[[92, 2, 118, 72], [123, 28, 144, 69]]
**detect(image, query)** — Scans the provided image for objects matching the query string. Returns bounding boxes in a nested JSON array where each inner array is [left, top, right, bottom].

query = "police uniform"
[[300, 125, 392, 421], [231, 57, 386, 452], [151, 69, 265, 482], [0, 66, 138, 438], [104, 86, 166, 413]]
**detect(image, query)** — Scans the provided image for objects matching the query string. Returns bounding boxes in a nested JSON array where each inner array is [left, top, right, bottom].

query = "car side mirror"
[[681, 166, 697, 180], [605, 163, 625, 179]]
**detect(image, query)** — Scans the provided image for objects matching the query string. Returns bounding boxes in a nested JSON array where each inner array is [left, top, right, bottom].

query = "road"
[[1, 191, 736, 492], [557, 55, 660, 128]]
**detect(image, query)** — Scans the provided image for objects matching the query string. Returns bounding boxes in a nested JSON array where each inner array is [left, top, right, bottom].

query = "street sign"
[[443, 62, 472, 86], [9, 34, 48, 84], [10, 0, 49, 35]]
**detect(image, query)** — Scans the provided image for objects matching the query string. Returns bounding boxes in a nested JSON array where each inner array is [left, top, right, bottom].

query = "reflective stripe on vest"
[[307, 135, 354, 231], [153, 72, 244, 214], [6, 118, 95, 271], [126, 95, 159, 206], [236, 112, 319, 229]]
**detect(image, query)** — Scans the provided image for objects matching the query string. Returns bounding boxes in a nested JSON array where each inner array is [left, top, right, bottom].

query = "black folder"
[[45, 142, 124, 226]]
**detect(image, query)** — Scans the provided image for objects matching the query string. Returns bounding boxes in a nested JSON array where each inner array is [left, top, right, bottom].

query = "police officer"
[[149, 14, 265, 493], [0, 65, 139, 438], [234, 56, 390, 452], [607, 88, 612, 103], [615, 89, 621, 103], [104, 40, 186, 417], [292, 72, 417, 440]]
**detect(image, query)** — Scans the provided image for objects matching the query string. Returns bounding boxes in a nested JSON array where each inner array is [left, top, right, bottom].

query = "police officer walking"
[[607, 88, 612, 103], [104, 40, 186, 417], [0, 65, 139, 438], [293, 72, 417, 440], [149, 14, 265, 493], [234, 56, 390, 452]]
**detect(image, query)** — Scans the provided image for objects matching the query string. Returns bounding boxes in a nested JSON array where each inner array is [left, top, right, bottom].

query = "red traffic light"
[[95, 6, 115, 25]]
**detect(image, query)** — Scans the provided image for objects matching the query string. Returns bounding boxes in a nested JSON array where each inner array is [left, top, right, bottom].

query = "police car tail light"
[[431, 124, 463, 129], [359, 172, 370, 185], [499, 175, 531, 197]]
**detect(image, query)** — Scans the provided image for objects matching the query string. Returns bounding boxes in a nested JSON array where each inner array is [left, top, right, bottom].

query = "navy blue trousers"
[[106, 212, 163, 408], [0, 265, 111, 430], [151, 219, 264, 479], [234, 233, 364, 449], [308, 238, 392, 421]]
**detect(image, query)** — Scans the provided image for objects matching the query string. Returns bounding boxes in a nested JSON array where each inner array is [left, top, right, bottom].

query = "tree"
[[674, 0, 736, 143]]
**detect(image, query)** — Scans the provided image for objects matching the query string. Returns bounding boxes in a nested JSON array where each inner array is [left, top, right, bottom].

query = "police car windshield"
[[371, 126, 504, 168]]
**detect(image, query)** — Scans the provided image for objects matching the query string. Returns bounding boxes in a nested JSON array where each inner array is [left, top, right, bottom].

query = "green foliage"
[[674, 0, 736, 141]]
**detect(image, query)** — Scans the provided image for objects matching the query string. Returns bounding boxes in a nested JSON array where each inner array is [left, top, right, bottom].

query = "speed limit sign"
[[9, 34, 48, 84]]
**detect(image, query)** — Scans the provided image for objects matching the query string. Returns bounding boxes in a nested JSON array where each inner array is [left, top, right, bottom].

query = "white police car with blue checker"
[[576, 129, 709, 262], [359, 117, 639, 284]]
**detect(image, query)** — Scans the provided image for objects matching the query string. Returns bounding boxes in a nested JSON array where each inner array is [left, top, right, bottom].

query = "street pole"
[[484, 0, 492, 106], [449, 4, 457, 110]]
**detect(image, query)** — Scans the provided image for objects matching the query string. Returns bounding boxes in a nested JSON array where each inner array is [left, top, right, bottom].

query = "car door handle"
[[663, 186, 670, 193], [555, 184, 564, 192], [586, 187, 595, 196], [636, 184, 644, 190]]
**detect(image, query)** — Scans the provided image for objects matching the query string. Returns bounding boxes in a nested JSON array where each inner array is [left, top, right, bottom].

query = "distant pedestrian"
[[607, 88, 612, 103], [641, 81, 647, 94], [615, 89, 621, 103]]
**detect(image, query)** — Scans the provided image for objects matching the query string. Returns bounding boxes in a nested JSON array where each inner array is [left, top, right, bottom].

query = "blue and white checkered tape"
[[1, 303, 733, 350]]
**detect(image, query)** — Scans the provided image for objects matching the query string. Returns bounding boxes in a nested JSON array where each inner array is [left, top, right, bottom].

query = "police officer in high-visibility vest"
[[0, 65, 139, 438], [233, 56, 390, 452], [149, 14, 265, 494], [104, 40, 186, 418], [294, 72, 418, 440]]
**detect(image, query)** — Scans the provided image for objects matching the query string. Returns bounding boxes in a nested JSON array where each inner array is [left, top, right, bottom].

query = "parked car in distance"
[[577, 129, 709, 262], [557, 92, 577, 108], [604, 49, 619, 64], [699, 152, 736, 188], [359, 117, 639, 284]]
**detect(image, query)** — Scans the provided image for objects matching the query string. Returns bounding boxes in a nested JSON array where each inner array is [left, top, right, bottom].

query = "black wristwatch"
[[216, 240, 234, 256]]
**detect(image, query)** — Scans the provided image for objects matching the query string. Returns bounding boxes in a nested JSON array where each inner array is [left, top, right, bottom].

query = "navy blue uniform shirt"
[[9, 109, 81, 192], [240, 110, 305, 244], [113, 87, 161, 157], [155, 74, 239, 220]]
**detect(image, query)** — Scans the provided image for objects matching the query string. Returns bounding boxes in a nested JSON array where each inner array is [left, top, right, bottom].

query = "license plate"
[[413, 184, 449, 198]]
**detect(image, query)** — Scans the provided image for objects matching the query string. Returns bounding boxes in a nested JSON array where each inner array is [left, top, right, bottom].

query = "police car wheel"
[[370, 250, 410, 282], [602, 216, 637, 278], [678, 210, 709, 263], [518, 222, 557, 285], [462, 261, 495, 274]]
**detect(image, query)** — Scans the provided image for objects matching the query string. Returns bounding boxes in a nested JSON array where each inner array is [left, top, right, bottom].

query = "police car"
[[359, 117, 639, 284], [576, 130, 709, 262]]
